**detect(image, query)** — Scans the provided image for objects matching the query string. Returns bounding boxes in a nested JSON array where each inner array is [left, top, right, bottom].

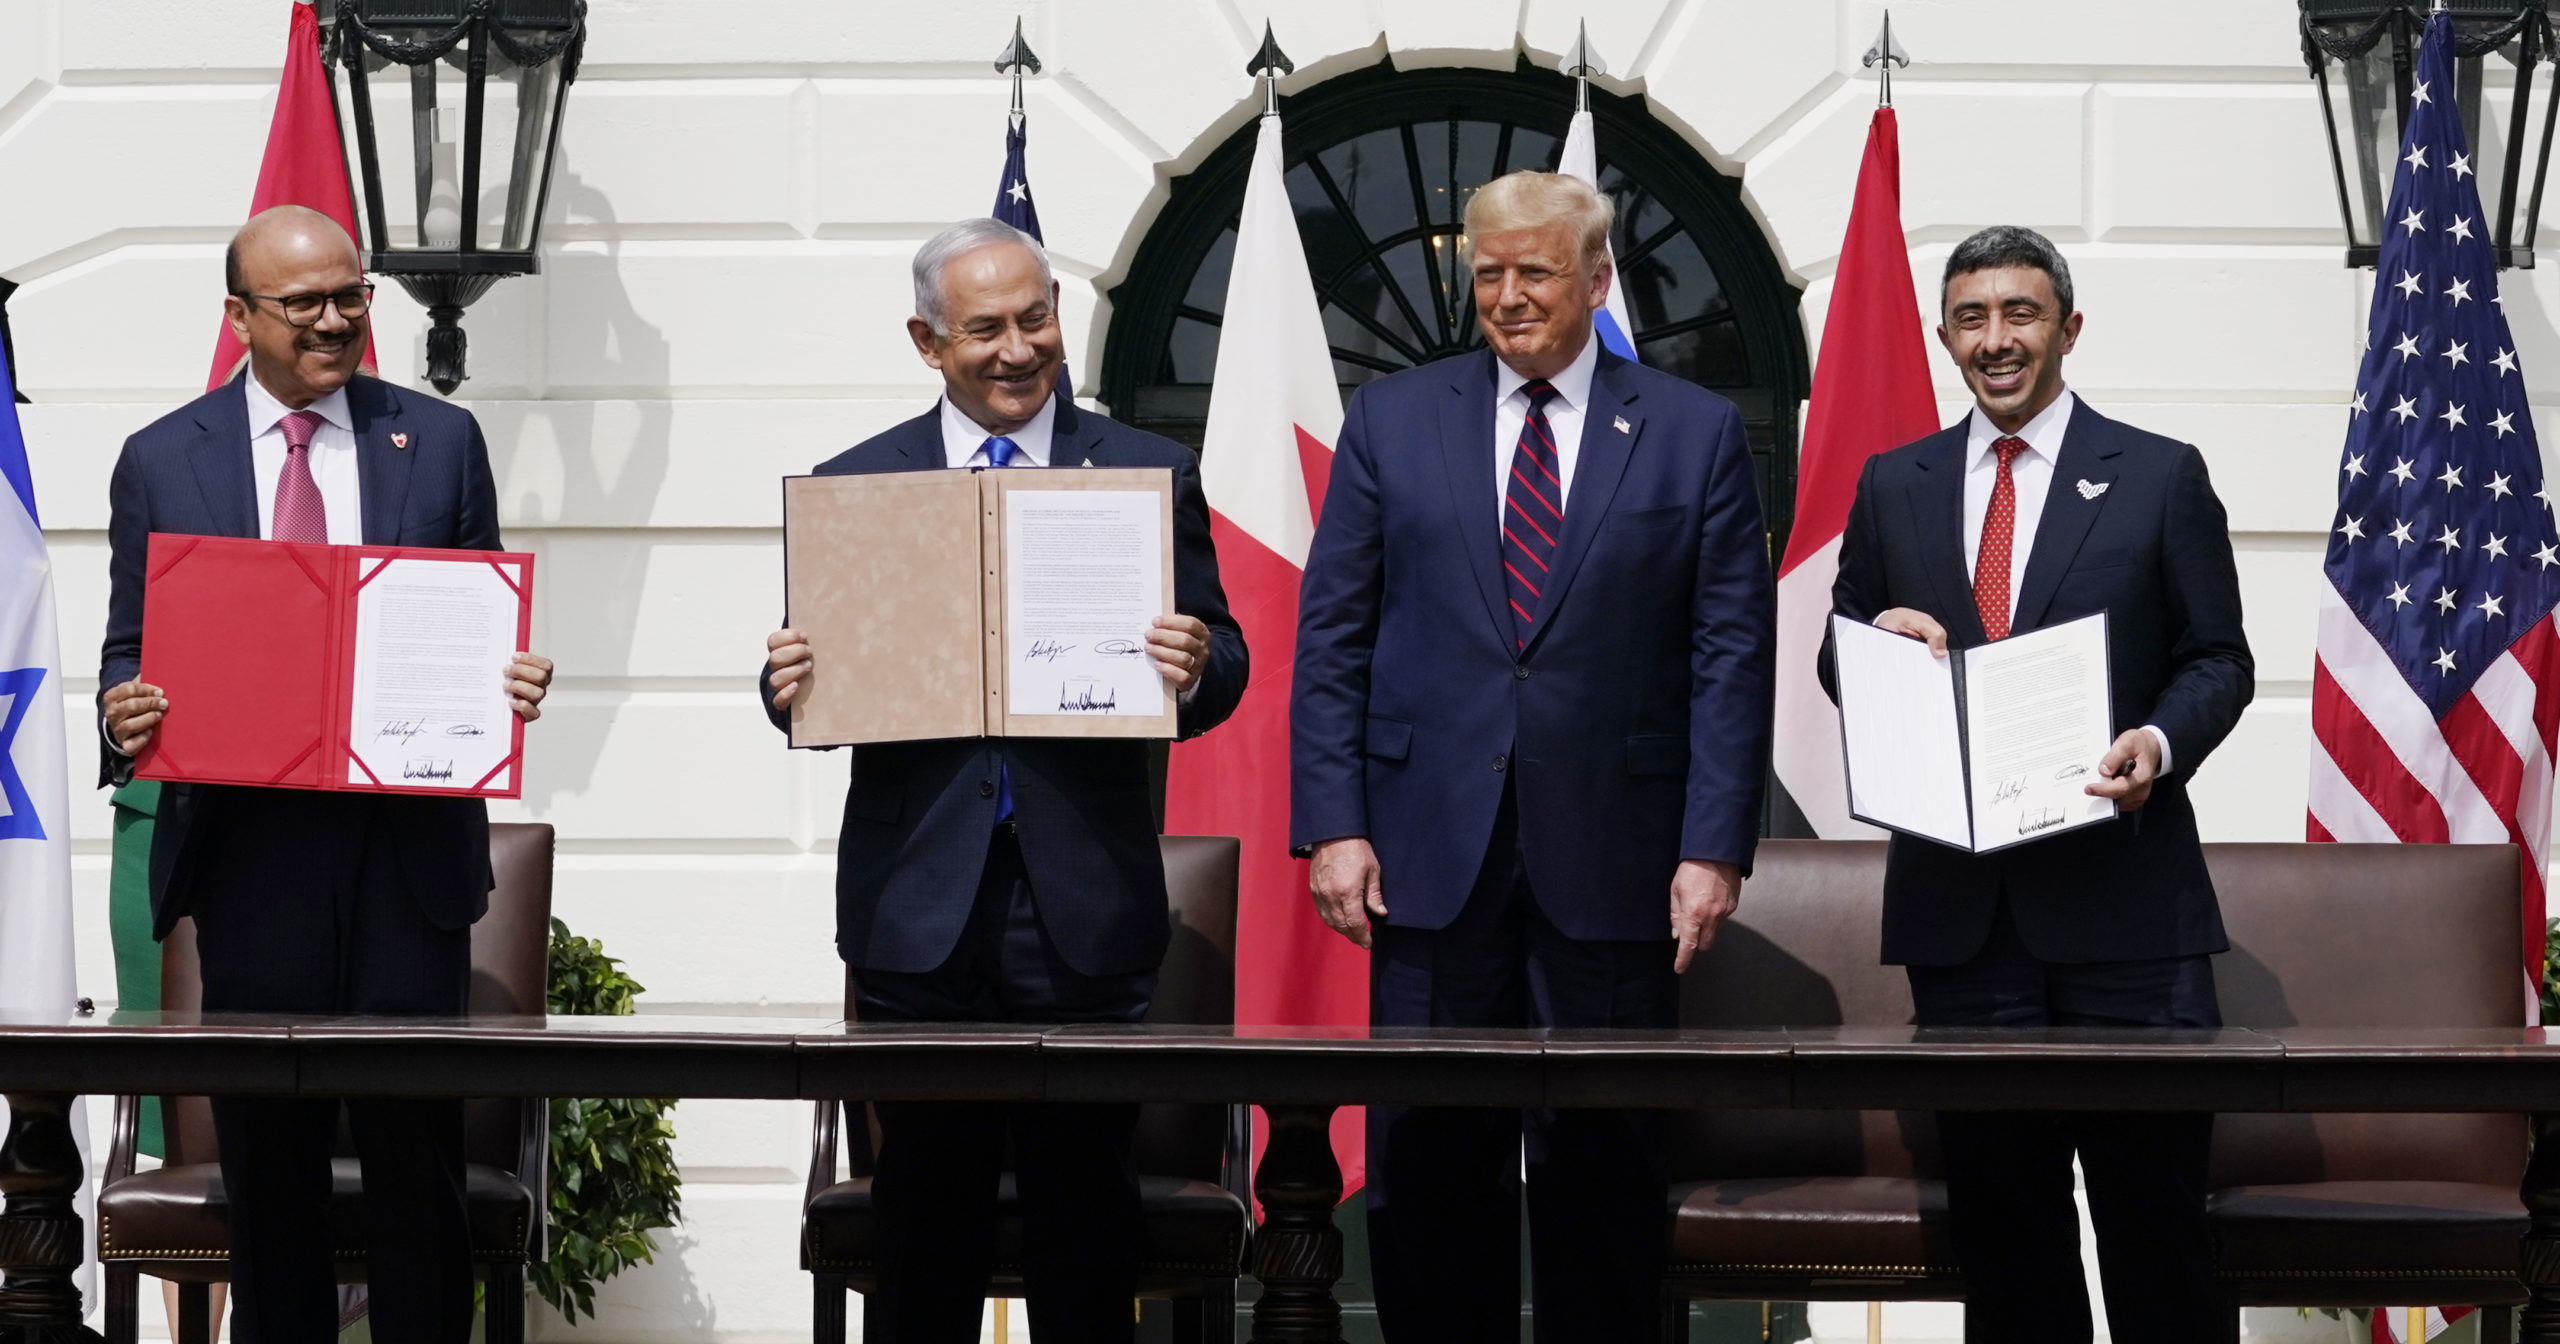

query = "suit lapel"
[[2011, 402, 2121, 633], [187, 380, 258, 539], [1439, 351, 1513, 646], [350, 377, 417, 545], [1904, 426, 1988, 648], [1522, 353, 1639, 653], [1048, 397, 1108, 468]]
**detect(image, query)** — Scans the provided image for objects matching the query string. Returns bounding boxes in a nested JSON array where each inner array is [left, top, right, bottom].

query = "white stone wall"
[[3, 1, 2539, 1339]]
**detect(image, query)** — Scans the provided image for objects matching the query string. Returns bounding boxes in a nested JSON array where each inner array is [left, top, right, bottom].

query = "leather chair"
[[1663, 840, 2527, 1341], [802, 834, 1252, 1344], [96, 822, 557, 1344]]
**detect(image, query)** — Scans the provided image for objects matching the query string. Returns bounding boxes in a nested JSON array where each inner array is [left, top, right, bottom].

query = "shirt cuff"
[[2142, 724, 2174, 775]]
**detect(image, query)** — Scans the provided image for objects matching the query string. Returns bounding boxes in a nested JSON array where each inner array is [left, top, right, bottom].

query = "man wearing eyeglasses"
[[95, 204, 553, 1344]]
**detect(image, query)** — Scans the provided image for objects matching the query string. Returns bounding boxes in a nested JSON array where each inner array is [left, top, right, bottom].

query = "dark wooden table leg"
[[0, 1093, 103, 1342], [2524, 1113, 2560, 1343], [1250, 1103, 1344, 1344]]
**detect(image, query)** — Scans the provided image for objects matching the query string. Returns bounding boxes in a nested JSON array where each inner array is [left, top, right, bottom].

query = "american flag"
[[2309, 10, 2560, 997]]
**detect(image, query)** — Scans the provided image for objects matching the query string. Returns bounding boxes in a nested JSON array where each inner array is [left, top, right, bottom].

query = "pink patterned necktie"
[[272, 409, 328, 544]]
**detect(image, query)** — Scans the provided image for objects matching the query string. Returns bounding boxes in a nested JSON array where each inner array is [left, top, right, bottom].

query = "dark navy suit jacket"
[[760, 398, 1246, 978], [1818, 402, 2255, 966], [98, 375, 503, 940], [1289, 347, 1776, 941]]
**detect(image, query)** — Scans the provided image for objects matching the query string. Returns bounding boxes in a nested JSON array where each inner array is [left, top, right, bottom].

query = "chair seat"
[[2211, 1180, 2527, 1298], [1667, 1175, 1957, 1285], [98, 1159, 535, 1271], [803, 1173, 1248, 1290]]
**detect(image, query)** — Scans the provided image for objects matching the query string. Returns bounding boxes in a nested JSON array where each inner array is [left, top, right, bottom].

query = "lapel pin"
[[389, 432, 409, 451], [1082, 458, 1095, 467], [1613, 416, 1631, 435], [2076, 478, 2108, 500]]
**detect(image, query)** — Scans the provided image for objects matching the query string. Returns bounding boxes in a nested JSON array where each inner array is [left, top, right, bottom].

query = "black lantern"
[[2301, 0, 2559, 269], [322, 0, 585, 392]]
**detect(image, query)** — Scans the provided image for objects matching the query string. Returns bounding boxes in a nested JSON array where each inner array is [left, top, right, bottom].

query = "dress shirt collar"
[[940, 392, 1057, 469], [1493, 330, 1600, 413], [1965, 387, 2075, 470], [242, 370, 353, 439]]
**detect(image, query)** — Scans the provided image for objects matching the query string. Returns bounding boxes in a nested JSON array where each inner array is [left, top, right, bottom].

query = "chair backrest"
[[1669, 839, 2527, 1190], [160, 821, 557, 1173]]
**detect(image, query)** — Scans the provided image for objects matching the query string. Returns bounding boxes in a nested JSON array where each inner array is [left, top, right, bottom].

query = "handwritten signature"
[[2016, 807, 2067, 836], [1991, 776, 2028, 804], [2053, 763, 2091, 781], [445, 723, 486, 738], [403, 758, 456, 782], [1095, 639, 1142, 657], [376, 719, 425, 745], [1027, 638, 1076, 662], [1058, 684, 1120, 712]]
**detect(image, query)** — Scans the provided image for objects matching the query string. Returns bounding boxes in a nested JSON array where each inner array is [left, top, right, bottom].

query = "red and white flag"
[[1161, 108, 1364, 1195], [1770, 106, 1939, 836], [2374, 1305, 2472, 1344], [205, 0, 375, 391]]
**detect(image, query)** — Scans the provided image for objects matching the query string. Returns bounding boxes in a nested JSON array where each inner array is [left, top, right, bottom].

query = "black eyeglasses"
[[234, 283, 376, 328]]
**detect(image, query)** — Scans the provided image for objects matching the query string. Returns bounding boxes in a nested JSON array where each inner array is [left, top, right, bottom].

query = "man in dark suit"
[[760, 217, 1245, 1344], [97, 205, 554, 1343], [1290, 171, 1774, 1340], [1819, 225, 2254, 1343]]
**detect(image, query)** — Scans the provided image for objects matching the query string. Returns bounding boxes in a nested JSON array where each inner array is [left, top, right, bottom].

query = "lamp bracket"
[[337, 0, 586, 72]]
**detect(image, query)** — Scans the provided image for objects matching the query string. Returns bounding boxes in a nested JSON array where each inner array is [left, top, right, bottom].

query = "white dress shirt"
[[1954, 388, 2174, 773], [1492, 332, 1600, 528], [243, 372, 362, 545], [940, 394, 1057, 468]]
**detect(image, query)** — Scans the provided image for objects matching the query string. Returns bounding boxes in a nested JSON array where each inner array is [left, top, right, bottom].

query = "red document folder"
[[136, 534, 534, 799]]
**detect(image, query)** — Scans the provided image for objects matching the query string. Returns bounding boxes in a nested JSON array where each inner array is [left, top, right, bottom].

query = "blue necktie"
[[980, 434, 1018, 821]]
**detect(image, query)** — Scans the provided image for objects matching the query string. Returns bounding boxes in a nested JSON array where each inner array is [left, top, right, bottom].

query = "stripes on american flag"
[[2308, 11, 2560, 999]]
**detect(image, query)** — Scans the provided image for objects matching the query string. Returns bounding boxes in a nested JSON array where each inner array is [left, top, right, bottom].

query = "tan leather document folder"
[[783, 467, 1178, 747]]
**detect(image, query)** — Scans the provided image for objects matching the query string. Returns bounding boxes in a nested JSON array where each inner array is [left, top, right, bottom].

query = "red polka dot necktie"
[[1974, 437, 2029, 641], [1501, 380, 1566, 648], [271, 409, 328, 544]]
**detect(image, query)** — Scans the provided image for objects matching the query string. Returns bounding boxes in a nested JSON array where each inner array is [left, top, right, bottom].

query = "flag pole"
[[1862, 10, 1910, 109], [993, 15, 1039, 126], [1248, 20, 1293, 117], [1565, 20, 1597, 112]]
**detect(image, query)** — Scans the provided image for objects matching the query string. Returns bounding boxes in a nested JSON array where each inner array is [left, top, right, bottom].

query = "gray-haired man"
[[758, 218, 1247, 1343]]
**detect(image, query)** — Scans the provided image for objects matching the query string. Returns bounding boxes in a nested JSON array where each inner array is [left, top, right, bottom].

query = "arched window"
[[1100, 59, 1811, 544]]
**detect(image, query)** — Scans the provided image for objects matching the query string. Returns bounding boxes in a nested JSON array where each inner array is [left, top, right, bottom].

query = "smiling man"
[[759, 216, 1244, 1344], [1290, 171, 1774, 1340], [1818, 226, 2254, 1343], [96, 204, 553, 1343]]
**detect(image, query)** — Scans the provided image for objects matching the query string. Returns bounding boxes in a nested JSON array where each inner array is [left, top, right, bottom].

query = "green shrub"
[[533, 917, 682, 1324]]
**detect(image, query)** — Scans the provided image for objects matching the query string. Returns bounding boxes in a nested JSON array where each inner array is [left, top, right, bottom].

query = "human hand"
[[102, 680, 166, 758], [506, 653, 554, 722], [1873, 608, 1949, 656], [2085, 728, 2160, 813], [1145, 615, 1210, 693], [766, 628, 813, 708], [1671, 859, 1741, 974], [1309, 837, 1386, 950]]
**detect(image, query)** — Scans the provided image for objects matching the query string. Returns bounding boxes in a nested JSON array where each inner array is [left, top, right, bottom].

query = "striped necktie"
[[1500, 380, 1566, 648]]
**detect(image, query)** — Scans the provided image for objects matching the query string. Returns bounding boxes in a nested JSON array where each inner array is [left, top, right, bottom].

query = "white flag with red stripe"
[[1161, 110, 1366, 1194], [2305, 12, 2559, 1003]]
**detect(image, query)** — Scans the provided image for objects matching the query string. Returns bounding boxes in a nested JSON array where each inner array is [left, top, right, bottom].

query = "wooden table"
[[6, 1015, 2560, 1342]]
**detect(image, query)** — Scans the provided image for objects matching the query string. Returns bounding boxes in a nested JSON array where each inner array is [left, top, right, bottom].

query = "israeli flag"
[[1559, 108, 1638, 362]]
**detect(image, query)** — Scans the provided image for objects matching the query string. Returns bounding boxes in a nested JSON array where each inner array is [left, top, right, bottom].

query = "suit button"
[[977, 780, 995, 798], [1493, 755, 1508, 772], [1514, 665, 1531, 680]]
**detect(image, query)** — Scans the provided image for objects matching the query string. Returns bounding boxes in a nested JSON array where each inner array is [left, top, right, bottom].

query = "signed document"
[[136, 534, 531, 799], [1831, 610, 2117, 853], [782, 466, 1177, 747]]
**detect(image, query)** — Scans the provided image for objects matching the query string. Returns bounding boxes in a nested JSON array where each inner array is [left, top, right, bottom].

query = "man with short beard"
[[1820, 225, 2253, 1342], [97, 205, 553, 1344]]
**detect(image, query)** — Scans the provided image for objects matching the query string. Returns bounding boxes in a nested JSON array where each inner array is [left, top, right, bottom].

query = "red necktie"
[[1501, 380, 1565, 648], [1974, 437, 2028, 641], [272, 410, 328, 544]]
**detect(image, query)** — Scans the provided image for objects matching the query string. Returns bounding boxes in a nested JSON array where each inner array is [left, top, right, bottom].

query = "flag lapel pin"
[[389, 432, 410, 451], [1613, 416, 1631, 435], [2076, 478, 2108, 500]]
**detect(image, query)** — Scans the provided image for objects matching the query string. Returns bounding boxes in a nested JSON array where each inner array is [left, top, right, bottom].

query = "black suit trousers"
[[1906, 898, 2221, 1344], [852, 827, 1157, 1344], [1365, 789, 1678, 1344], [188, 788, 473, 1344]]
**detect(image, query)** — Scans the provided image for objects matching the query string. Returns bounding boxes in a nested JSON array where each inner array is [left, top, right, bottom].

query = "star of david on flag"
[[2309, 9, 2560, 999]]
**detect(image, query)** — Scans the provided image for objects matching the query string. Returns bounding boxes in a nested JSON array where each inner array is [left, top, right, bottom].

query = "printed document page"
[[1831, 615, 1972, 849], [1960, 611, 2117, 850], [346, 556, 522, 790], [1003, 489, 1165, 718]]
